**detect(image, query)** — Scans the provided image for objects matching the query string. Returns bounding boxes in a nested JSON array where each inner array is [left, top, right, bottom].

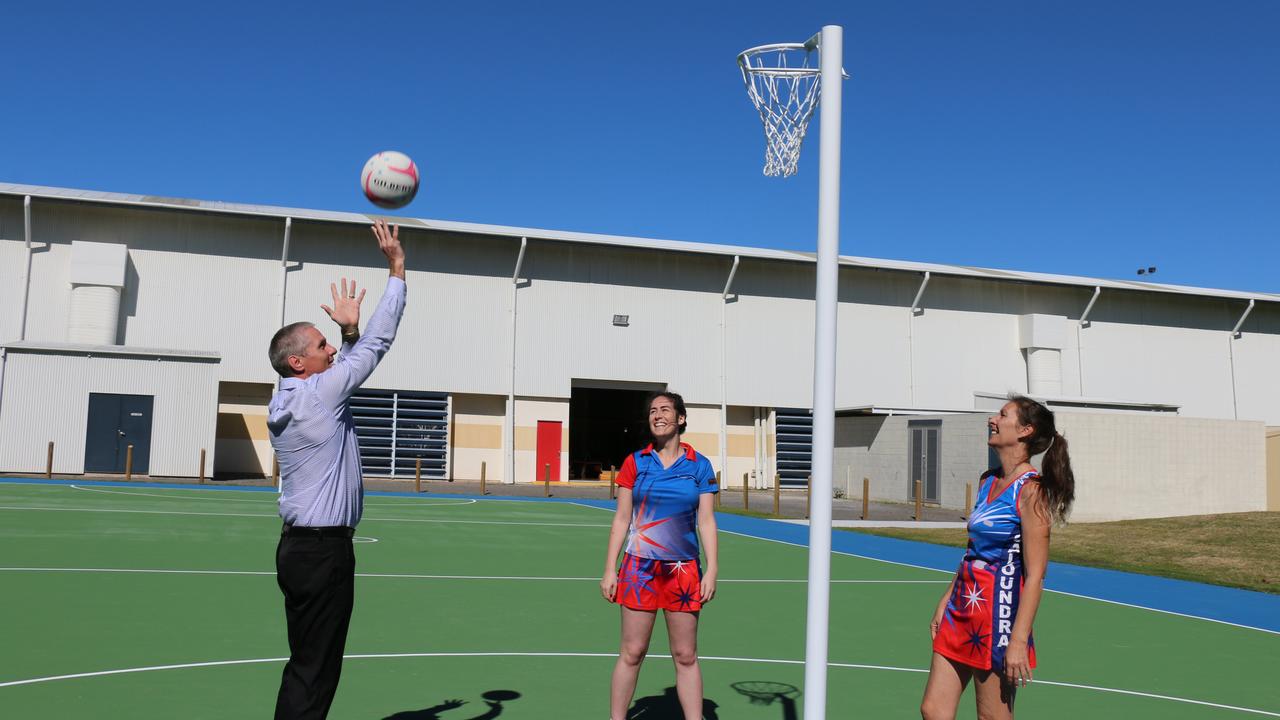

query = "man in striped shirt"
[[266, 219, 406, 719]]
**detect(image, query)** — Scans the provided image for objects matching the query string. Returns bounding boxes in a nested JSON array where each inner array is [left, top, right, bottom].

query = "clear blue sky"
[[3, 1, 1277, 293]]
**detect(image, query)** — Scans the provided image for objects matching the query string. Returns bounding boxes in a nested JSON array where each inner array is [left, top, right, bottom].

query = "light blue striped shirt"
[[268, 276, 406, 528]]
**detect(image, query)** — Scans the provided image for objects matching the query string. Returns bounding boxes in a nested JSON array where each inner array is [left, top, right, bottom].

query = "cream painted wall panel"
[[911, 307, 1025, 409], [0, 239, 27, 341], [282, 223, 517, 396], [1267, 429, 1280, 511], [17, 204, 281, 380], [833, 268, 915, 409], [1056, 412, 1265, 521], [15, 239, 72, 345], [1076, 292, 1240, 418], [451, 448, 504, 482], [724, 263, 815, 408], [1080, 321, 1235, 417], [513, 397, 569, 483], [835, 301, 912, 408], [450, 393, 506, 481], [1228, 307, 1280, 424], [123, 247, 278, 381], [513, 243, 729, 403], [725, 295, 815, 407], [0, 350, 218, 476]]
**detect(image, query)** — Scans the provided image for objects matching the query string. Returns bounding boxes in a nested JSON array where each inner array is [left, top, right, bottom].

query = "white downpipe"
[[804, 24, 842, 720], [755, 407, 766, 489], [508, 237, 527, 485], [909, 270, 931, 314], [277, 218, 292, 328], [1076, 286, 1101, 396], [720, 255, 740, 481], [1230, 299, 1255, 338], [1228, 299, 1255, 420], [19, 196, 33, 340], [907, 271, 930, 405]]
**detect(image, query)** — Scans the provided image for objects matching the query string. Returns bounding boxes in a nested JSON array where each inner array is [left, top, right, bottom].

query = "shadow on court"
[[626, 686, 719, 719], [729, 681, 800, 720], [383, 690, 521, 719]]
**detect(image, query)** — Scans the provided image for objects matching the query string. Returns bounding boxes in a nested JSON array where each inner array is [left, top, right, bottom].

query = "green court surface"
[[1, 481, 1277, 718]]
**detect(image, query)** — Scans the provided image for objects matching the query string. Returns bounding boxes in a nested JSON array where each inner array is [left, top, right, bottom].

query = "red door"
[[536, 420, 562, 482]]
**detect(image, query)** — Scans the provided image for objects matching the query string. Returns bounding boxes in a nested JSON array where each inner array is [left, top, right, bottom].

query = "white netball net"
[[738, 42, 822, 177]]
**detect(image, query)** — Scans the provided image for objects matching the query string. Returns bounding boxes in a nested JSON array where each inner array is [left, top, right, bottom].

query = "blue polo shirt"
[[616, 442, 718, 561]]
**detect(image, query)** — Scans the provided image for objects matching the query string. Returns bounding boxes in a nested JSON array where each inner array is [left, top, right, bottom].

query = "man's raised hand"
[[321, 277, 364, 335]]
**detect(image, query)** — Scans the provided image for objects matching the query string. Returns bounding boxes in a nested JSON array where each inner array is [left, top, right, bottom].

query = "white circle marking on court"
[[0, 652, 1274, 716]]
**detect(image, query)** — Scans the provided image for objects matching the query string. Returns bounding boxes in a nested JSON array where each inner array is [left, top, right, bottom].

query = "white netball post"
[[739, 25, 844, 720]]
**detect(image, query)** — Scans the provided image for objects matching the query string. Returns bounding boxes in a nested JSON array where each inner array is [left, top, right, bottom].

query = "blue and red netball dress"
[[933, 470, 1039, 672], [614, 443, 718, 612]]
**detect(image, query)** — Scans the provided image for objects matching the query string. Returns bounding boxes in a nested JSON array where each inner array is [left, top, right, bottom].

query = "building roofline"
[[0, 340, 221, 362], [3, 182, 1276, 305]]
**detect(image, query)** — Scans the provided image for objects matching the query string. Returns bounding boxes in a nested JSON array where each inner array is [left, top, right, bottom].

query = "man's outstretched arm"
[[315, 220, 407, 407]]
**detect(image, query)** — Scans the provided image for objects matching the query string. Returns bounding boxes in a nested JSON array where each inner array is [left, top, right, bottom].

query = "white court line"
[[574, 504, 1280, 636], [9, 493, 1278, 636], [705, 517, 1280, 637], [0, 505, 608, 528], [68, 484, 478, 508], [0, 651, 1274, 716], [0, 567, 945, 584]]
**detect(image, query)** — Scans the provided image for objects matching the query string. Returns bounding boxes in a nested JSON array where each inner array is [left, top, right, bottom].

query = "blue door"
[[85, 393, 153, 474]]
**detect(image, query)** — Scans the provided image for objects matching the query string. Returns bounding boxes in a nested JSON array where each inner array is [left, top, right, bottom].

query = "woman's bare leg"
[[972, 668, 1016, 720], [664, 610, 702, 719], [611, 606, 657, 720], [921, 653, 973, 720]]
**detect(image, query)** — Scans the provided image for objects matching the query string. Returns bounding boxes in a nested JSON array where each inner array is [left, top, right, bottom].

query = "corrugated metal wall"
[[2, 197, 1279, 431], [0, 349, 219, 476]]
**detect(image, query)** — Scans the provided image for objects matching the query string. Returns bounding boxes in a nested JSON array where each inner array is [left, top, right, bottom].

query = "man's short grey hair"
[[269, 322, 315, 378]]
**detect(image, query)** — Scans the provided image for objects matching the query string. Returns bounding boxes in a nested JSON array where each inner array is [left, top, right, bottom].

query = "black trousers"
[[275, 532, 356, 720]]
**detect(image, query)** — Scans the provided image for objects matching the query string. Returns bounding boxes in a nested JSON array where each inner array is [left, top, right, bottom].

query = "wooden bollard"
[[46, 441, 54, 478], [715, 471, 721, 508], [480, 461, 487, 496], [609, 465, 616, 500], [272, 456, 280, 489], [743, 472, 750, 512], [125, 444, 134, 481], [415, 458, 422, 493], [199, 449, 206, 484], [964, 482, 972, 520], [861, 477, 870, 520], [544, 463, 551, 497], [805, 475, 812, 519], [773, 473, 781, 517], [914, 479, 923, 521]]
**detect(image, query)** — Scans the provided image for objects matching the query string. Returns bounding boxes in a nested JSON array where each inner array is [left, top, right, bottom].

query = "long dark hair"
[[1009, 395, 1075, 524], [644, 391, 688, 439]]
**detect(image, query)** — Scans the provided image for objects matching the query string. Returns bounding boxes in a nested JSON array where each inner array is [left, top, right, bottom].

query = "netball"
[[360, 151, 420, 209]]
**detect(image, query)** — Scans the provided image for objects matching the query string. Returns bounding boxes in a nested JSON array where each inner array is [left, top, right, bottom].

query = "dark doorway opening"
[[569, 386, 655, 479]]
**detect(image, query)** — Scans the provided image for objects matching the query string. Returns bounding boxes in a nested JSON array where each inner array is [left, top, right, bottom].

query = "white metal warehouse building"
[[1, 183, 1277, 521]]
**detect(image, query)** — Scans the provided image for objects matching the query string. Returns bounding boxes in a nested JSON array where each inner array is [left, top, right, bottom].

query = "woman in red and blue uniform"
[[600, 391, 719, 720], [922, 396, 1076, 719]]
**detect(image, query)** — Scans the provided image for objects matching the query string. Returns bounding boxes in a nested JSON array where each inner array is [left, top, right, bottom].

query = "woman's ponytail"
[[1010, 397, 1076, 524]]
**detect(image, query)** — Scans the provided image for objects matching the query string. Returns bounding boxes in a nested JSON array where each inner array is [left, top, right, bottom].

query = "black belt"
[[281, 524, 355, 538]]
